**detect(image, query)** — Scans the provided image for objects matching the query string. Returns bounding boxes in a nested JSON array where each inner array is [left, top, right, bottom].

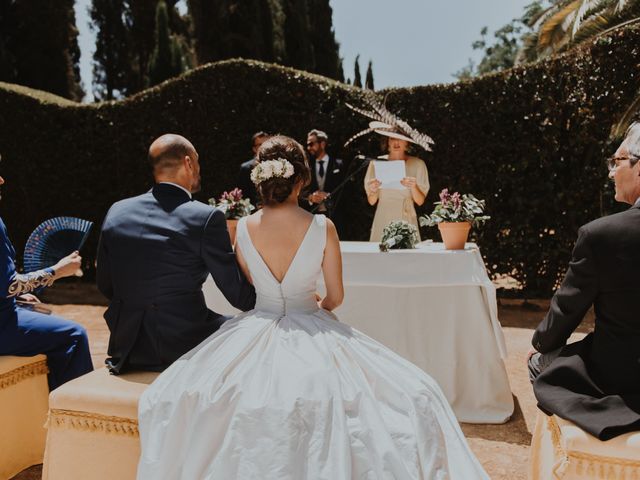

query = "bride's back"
[[245, 207, 314, 284], [234, 134, 343, 312]]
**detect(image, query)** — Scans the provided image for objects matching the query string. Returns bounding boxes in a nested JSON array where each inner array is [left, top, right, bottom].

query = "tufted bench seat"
[[42, 367, 158, 480], [0, 355, 49, 480], [530, 411, 640, 479]]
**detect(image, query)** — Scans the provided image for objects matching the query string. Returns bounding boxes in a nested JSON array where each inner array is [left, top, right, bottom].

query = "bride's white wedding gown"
[[137, 215, 488, 480]]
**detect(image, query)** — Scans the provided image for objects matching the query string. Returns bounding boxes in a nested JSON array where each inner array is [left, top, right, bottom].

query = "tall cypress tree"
[[148, 0, 184, 86], [125, 0, 192, 93], [307, 0, 340, 79], [128, 0, 158, 91], [187, 0, 222, 63], [283, 0, 314, 71], [337, 58, 345, 83], [90, 0, 134, 100], [5, 0, 83, 100], [365, 60, 374, 90], [264, 0, 286, 63], [187, 0, 341, 77], [353, 54, 362, 88], [0, 0, 16, 82]]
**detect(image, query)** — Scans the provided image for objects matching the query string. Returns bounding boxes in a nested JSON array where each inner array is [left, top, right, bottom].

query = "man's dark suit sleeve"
[[96, 210, 113, 300], [532, 226, 598, 353], [202, 209, 256, 311], [96, 222, 113, 300]]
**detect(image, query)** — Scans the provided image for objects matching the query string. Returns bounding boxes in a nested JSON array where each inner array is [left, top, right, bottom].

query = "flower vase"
[[226, 219, 239, 245], [438, 222, 471, 250]]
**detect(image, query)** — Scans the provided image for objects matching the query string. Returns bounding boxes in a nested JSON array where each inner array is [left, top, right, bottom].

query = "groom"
[[97, 134, 256, 374]]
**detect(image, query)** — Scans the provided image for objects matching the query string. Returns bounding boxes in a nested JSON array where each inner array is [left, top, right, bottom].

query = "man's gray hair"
[[308, 129, 328, 143], [624, 122, 640, 158]]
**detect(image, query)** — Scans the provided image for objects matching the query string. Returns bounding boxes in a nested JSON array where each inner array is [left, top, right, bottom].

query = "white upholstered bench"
[[42, 367, 158, 480], [530, 411, 640, 479], [0, 355, 49, 480]]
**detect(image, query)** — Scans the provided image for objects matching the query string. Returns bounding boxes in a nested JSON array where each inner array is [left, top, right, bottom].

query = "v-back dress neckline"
[[240, 215, 316, 286]]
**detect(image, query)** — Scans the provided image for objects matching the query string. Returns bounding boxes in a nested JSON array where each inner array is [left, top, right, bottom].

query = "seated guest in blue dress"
[[0, 173, 93, 390]]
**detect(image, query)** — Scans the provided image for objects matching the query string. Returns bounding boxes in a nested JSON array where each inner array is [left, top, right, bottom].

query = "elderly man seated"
[[528, 122, 640, 440]]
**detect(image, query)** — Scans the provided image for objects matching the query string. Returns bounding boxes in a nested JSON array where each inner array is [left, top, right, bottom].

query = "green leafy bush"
[[1, 24, 639, 296]]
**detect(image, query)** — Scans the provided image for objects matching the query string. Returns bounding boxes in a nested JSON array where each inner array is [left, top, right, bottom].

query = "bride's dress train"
[[137, 215, 488, 479]]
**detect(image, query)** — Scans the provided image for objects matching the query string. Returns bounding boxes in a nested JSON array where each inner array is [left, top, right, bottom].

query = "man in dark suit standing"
[[304, 129, 346, 234], [237, 131, 269, 207], [97, 134, 256, 374], [528, 122, 640, 440]]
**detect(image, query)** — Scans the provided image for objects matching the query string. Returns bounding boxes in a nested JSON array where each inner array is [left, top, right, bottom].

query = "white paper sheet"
[[373, 160, 406, 189]]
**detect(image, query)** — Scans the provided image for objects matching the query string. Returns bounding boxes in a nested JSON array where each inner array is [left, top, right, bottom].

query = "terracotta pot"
[[438, 222, 471, 250], [226, 219, 239, 245]]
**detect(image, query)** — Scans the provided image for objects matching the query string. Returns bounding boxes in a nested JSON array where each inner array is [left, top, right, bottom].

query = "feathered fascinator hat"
[[344, 94, 435, 152]]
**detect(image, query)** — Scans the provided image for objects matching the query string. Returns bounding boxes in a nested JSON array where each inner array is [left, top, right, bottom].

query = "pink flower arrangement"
[[208, 188, 255, 219]]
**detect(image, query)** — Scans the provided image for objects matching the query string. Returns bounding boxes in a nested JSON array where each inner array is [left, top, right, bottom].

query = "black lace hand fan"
[[23, 217, 93, 278]]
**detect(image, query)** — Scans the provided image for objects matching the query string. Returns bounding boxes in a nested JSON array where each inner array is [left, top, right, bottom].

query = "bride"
[[137, 135, 488, 479]]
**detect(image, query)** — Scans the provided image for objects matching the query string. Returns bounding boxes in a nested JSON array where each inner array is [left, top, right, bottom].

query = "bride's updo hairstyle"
[[256, 135, 311, 205]]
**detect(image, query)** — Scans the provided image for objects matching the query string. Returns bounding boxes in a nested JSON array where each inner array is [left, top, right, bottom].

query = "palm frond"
[[571, 12, 616, 43], [611, 90, 640, 138], [615, 0, 631, 12], [515, 32, 541, 65], [572, 0, 608, 36], [530, 2, 569, 29], [538, 0, 582, 53]]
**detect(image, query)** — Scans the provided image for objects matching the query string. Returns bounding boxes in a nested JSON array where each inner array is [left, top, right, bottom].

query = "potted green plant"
[[420, 189, 490, 250], [209, 188, 255, 244], [379, 220, 419, 252]]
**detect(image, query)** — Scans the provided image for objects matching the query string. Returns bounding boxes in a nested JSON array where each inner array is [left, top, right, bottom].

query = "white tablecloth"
[[203, 241, 514, 424]]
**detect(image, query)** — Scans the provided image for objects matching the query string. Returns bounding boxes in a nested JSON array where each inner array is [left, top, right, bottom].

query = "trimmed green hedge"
[[1, 25, 639, 296]]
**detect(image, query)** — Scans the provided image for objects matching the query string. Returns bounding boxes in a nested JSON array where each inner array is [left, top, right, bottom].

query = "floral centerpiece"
[[208, 188, 255, 243], [420, 189, 490, 250], [379, 220, 419, 252], [209, 187, 255, 219]]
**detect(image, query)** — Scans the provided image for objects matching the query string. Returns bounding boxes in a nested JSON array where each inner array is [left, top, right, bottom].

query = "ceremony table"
[[203, 241, 513, 424]]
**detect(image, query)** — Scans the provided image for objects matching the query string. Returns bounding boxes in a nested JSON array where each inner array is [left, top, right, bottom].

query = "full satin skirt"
[[137, 309, 488, 479]]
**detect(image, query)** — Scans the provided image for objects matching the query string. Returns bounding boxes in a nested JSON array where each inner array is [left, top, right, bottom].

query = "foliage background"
[[1, 25, 639, 296]]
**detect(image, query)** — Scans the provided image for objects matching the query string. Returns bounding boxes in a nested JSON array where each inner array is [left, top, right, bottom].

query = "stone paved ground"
[[11, 284, 594, 480]]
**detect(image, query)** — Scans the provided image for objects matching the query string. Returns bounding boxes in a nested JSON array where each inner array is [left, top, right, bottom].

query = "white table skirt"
[[203, 241, 513, 424]]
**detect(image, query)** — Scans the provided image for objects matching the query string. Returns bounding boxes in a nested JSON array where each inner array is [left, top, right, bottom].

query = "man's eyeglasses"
[[306, 141, 318, 147], [607, 155, 639, 172]]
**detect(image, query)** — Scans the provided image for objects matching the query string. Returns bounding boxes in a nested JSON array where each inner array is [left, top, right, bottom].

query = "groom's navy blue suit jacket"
[[97, 183, 256, 374]]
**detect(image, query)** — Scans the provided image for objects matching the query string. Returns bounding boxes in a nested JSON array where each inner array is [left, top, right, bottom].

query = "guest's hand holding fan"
[[52, 251, 83, 278], [23, 216, 93, 282]]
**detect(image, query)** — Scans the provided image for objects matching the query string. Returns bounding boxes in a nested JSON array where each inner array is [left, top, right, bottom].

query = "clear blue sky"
[[75, 0, 533, 101], [330, 0, 533, 88]]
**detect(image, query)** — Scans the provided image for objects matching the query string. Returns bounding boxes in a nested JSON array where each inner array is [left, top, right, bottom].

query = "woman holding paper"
[[364, 133, 429, 241]]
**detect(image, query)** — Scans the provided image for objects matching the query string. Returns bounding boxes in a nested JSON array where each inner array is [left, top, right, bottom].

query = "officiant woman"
[[364, 129, 429, 241]]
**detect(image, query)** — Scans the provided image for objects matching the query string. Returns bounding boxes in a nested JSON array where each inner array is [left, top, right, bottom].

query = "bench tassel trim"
[[47, 409, 139, 437], [0, 359, 48, 390], [548, 416, 640, 479]]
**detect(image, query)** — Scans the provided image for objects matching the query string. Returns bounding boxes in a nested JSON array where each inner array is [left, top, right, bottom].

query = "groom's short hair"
[[148, 134, 196, 171]]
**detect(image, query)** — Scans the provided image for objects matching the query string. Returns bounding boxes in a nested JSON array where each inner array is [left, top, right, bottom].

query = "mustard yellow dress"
[[364, 156, 430, 242]]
